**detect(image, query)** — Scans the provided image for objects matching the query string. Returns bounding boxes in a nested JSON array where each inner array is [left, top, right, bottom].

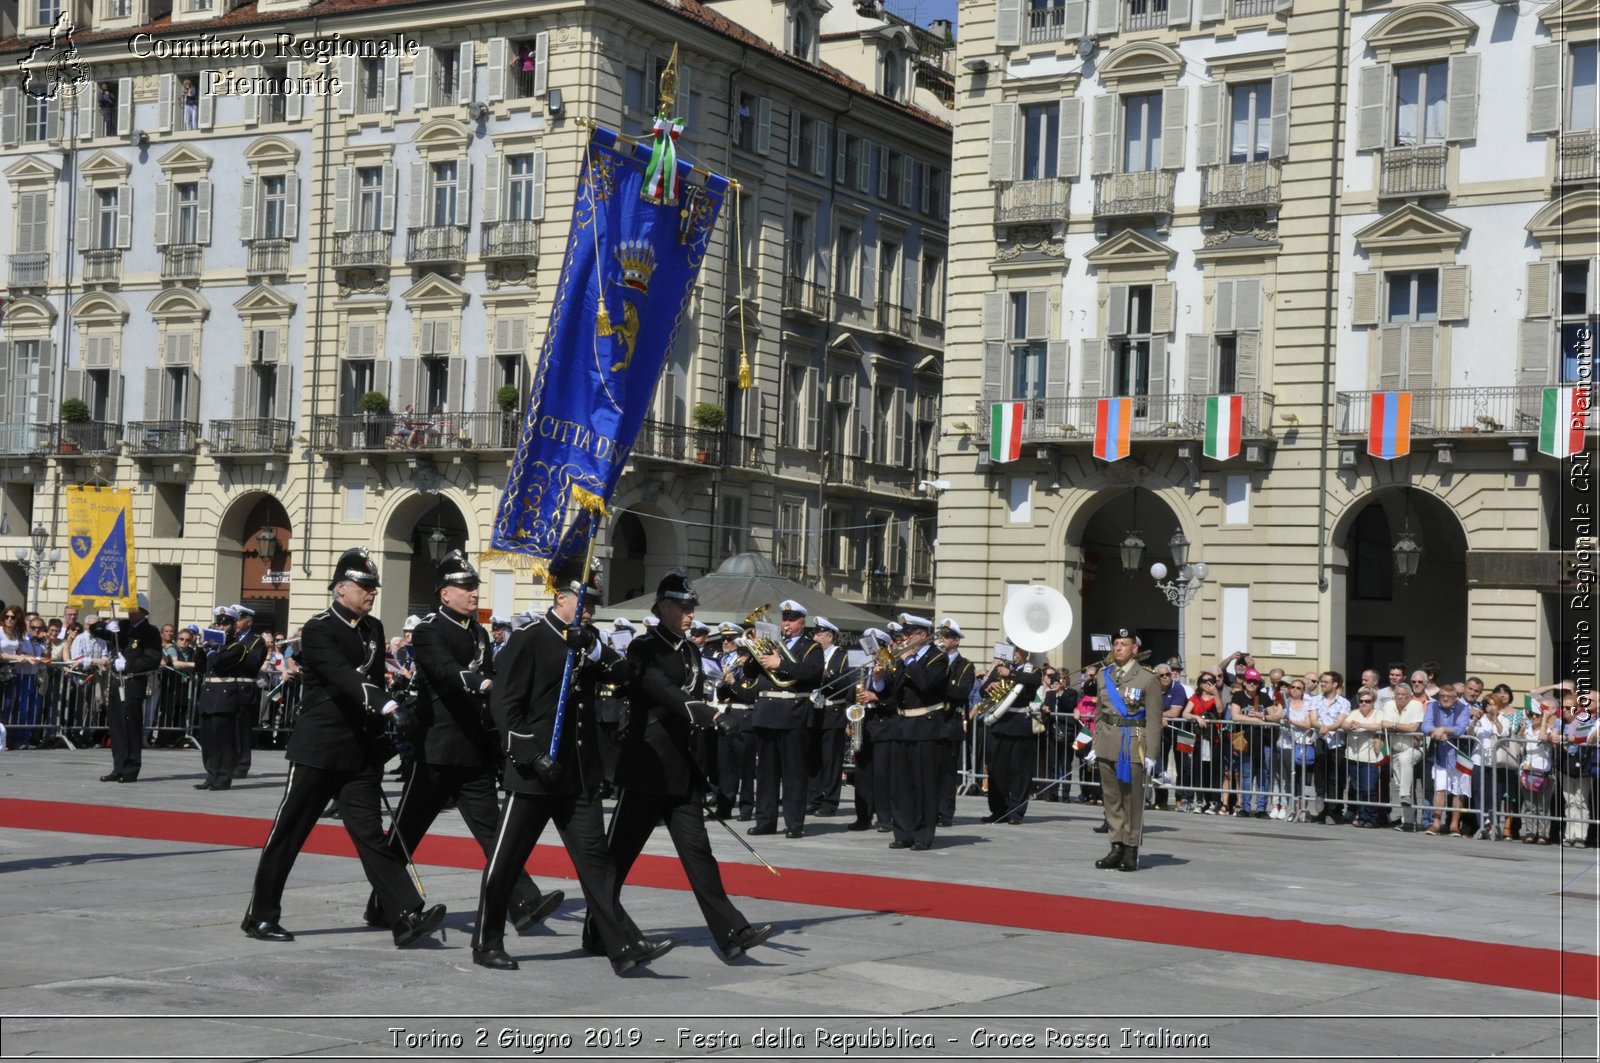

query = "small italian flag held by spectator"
[[1073, 728, 1093, 750], [1375, 740, 1390, 767], [1203, 394, 1243, 461], [1539, 386, 1590, 460], [1454, 747, 1474, 776], [1174, 730, 1196, 755], [990, 401, 1024, 463]]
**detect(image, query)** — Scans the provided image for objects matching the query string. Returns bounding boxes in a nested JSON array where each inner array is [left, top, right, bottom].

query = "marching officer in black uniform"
[[473, 562, 672, 975], [980, 642, 1045, 825], [806, 617, 853, 818], [743, 598, 823, 839], [586, 570, 775, 963], [883, 615, 951, 850], [194, 605, 266, 790], [933, 619, 977, 827], [92, 592, 163, 784], [241, 546, 447, 948], [362, 551, 563, 935]]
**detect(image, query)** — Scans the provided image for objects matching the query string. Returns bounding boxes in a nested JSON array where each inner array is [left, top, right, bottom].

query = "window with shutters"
[[164, 367, 191, 421], [357, 58, 385, 114], [22, 93, 47, 143], [87, 369, 113, 422], [872, 385, 895, 463], [1026, 0, 1069, 43], [735, 90, 757, 152], [1022, 102, 1061, 179], [422, 359, 449, 413], [356, 167, 384, 230], [1215, 334, 1238, 393], [824, 507, 850, 572], [259, 68, 289, 124], [1010, 292, 1047, 401], [37, 0, 61, 24], [173, 183, 199, 245], [797, 116, 817, 172], [624, 65, 648, 117], [431, 47, 459, 109], [1559, 260, 1596, 384], [1229, 81, 1271, 163], [261, 176, 287, 239], [508, 39, 540, 100], [782, 363, 808, 448], [886, 152, 903, 201], [252, 363, 278, 419], [95, 188, 117, 249], [911, 520, 933, 586], [1122, 92, 1163, 172], [1385, 271, 1438, 323], [1126, 0, 1169, 32], [788, 211, 813, 279], [506, 155, 539, 221], [341, 357, 375, 416], [1394, 61, 1447, 147], [776, 499, 806, 574], [1115, 284, 1153, 407], [6, 340, 44, 431], [1572, 43, 1598, 132], [431, 161, 459, 225], [913, 390, 936, 480], [792, 8, 816, 62], [920, 253, 945, 321], [834, 225, 859, 300]]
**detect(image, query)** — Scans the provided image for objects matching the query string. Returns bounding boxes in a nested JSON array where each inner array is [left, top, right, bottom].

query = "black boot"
[[1094, 842, 1126, 869], [611, 937, 676, 975], [510, 890, 565, 932], [1117, 845, 1140, 872], [1092, 820, 1110, 833], [392, 903, 447, 947], [472, 945, 519, 970]]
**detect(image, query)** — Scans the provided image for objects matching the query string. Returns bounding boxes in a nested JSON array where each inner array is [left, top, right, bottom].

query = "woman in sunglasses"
[[0, 609, 51, 749]]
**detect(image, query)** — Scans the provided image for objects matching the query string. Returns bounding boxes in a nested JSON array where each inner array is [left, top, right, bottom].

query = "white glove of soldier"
[[113, 654, 127, 673], [1144, 757, 1158, 775], [382, 700, 400, 716], [106, 621, 120, 634], [479, 679, 492, 693]]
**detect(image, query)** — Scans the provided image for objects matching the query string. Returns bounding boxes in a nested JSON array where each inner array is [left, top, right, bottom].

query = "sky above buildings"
[[888, 0, 959, 36]]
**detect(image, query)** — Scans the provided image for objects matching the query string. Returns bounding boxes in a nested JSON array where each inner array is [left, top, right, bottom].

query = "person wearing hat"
[[805, 617, 854, 818], [225, 605, 267, 780], [869, 614, 949, 850], [476, 560, 671, 974], [587, 569, 775, 963], [489, 616, 512, 659], [735, 598, 824, 839], [242, 546, 448, 949], [193, 606, 265, 791], [363, 551, 564, 938], [934, 619, 977, 827], [979, 642, 1045, 826], [712, 626, 757, 821], [848, 626, 896, 833], [1093, 627, 1165, 872], [89, 592, 163, 783]]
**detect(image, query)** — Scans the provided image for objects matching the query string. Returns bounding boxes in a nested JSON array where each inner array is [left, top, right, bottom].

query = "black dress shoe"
[[888, 840, 911, 849], [510, 890, 565, 932], [783, 828, 804, 839], [100, 773, 123, 782], [1117, 846, 1140, 872], [611, 937, 675, 975], [241, 917, 294, 942], [937, 816, 953, 827], [1005, 816, 1024, 825], [1092, 821, 1110, 834], [193, 781, 213, 790], [846, 820, 872, 831], [472, 946, 519, 971], [737, 811, 753, 821], [747, 825, 777, 836], [814, 808, 837, 817], [875, 824, 891, 833], [910, 842, 931, 851], [392, 903, 447, 948], [210, 781, 232, 791], [118, 776, 137, 783], [980, 813, 1000, 824], [1094, 842, 1127, 870], [721, 922, 776, 961]]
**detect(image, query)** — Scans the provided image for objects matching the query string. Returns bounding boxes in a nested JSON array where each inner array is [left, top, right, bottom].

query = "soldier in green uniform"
[[1093, 627, 1165, 872]]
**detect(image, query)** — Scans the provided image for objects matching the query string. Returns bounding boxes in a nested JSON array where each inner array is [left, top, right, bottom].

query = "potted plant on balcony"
[[691, 402, 725, 463], [360, 390, 390, 448], [59, 398, 90, 455], [496, 385, 521, 447]]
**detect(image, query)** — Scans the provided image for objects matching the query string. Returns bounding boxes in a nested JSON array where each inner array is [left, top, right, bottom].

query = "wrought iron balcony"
[[775, 558, 807, 581], [866, 572, 897, 604], [509, 65, 539, 100], [875, 301, 915, 340], [724, 436, 766, 470], [126, 420, 201, 455], [160, 244, 202, 282], [1025, 6, 1069, 43], [406, 225, 469, 266], [781, 275, 829, 320], [246, 238, 291, 276], [1124, 0, 1169, 30], [333, 230, 391, 267], [1230, 0, 1275, 16], [310, 411, 520, 454], [629, 419, 723, 466], [81, 249, 123, 285], [1379, 144, 1448, 198], [210, 418, 295, 454], [824, 453, 868, 488], [975, 390, 1276, 445], [52, 420, 122, 456], [482, 219, 539, 259], [1557, 129, 1599, 185], [0, 423, 53, 456], [995, 178, 1070, 224], [1201, 160, 1282, 209], [1093, 170, 1176, 219], [7, 252, 48, 288], [1333, 386, 1565, 438]]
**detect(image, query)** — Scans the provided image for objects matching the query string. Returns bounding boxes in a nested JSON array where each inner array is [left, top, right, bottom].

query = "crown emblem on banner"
[[615, 240, 657, 293]]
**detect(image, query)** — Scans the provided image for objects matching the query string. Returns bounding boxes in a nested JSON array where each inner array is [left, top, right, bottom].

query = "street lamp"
[[255, 526, 279, 562], [1149, 530, 1209, 668], [425, 526, 449, 564], [1393, 521, 1422, 582], [14, 524, 61, 612], [1119, 530, 1146, 572]]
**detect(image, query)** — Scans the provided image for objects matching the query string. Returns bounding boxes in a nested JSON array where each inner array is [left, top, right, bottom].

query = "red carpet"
[[4, 797, 1596, 1000]]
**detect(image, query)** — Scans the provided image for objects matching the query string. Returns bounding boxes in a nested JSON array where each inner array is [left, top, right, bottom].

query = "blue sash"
[[1103, 676, 1146, 784]]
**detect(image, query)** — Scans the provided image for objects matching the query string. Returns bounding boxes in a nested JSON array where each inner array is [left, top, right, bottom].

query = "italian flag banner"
[[1073, 728, 1094, 750], [990, 401, 1024, 463], [1453, 747, 1474, 776], [1375, 740, 1390, 767], [1203, 394, 1243, 461], [1538, 386, 1590, 460], [1174, 730, 1197, 755]]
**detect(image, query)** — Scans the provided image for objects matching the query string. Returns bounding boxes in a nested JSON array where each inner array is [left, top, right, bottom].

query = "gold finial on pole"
[[657, 43, 679, 118]]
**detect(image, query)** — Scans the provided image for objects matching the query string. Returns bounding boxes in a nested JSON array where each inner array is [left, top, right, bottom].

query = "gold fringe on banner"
[[570, 486, 610, 516]]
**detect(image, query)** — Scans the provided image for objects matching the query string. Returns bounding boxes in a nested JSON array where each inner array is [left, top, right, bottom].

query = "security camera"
[[917, 479, 952, 495], [962, 57, 991, 74], [466, 101, 489, 121]]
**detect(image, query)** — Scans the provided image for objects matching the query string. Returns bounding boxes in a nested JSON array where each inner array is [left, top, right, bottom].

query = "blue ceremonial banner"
[[491, 125, 728, 577]]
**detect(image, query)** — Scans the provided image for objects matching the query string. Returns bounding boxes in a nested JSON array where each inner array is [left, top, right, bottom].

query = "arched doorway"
[[603, 504, 681, 606], [377, 493, 471, 630], [1071, 488, 1185, 668], [1334, 488, 1467, 680], [217, 493, 292, 637]]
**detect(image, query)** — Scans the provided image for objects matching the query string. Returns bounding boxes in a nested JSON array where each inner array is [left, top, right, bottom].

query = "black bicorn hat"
[[330, 545, 380, 590], [654, 567, 698, 608], [435, 549, 481, 592]]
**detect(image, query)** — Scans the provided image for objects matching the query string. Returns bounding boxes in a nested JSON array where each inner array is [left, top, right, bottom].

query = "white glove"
[[106, 621, 120, 633], [479, 679, 492, 693], [1144, 756, 1158, 774], [113, 654, 127, 673], [585, 640, 602, 663], [381, 700, 399, 716]]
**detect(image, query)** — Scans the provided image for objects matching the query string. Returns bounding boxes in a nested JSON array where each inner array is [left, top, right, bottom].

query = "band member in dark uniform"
[[714, 625, 756, 821], [1094, 627, 1165, 872], [586, 570, 774, 963], [847, 626, 893, 832], [195, 605, 266, 790], [241, 547, 447, 948], [473, 562, 671, 974], [229, 605, 265, 778], [743, 599, 823, 838], [869, 614, 949, 850], [933, 619, 976, 826], [362, 551, 562, 934], [980, 642, 1045, 825], [806, 617, 853, 817], [92, 592, 163, 783]]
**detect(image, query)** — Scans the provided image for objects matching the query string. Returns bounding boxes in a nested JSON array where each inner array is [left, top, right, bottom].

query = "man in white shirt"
[[1307, 671, 1351, 824]]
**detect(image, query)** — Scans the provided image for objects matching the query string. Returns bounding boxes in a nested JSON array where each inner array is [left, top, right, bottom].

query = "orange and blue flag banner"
[[65, 486, 137, 612], [1093, 397, 1132, 462], [1367, 391, 1411, 460], [491, 125, 727, 580]]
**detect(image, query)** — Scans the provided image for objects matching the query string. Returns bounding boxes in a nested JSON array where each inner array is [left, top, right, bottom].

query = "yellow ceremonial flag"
[[65, 486, 137, 612]]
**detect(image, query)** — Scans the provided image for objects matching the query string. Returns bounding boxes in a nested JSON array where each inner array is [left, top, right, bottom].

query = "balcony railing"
[[629, 419, 723, 466], [866, 573, 897, 604], [126, 420, 200, 455], [1025, 6, 1069, 42], [482, 219, 539, 259], [1201, 160, 1283, 209], [310, 411, 521, 453], [333, 230, 391, 267], [1379, 144, 1448, 197], [875, 301, 915, 340], [81, 249, 123, 284], [358, 89, 385, 115], [160, 244, 202, 281], [976, 390, 1275, 445], [1124, 0, 1169, 30], [1093, 170, 1176, 219], [1333, 386, 1576, 438], [211, 418, 295, 454], [406, 225, 469, 266], [995, 178, 1071, 224], [782, 275, 829, 319], [1557, 129, 1599, 185], [825, 453, 868, 488], [52, 421, 122, 455], [246, 238, 290, 275], [509, 66, 538, 100], [0, 423, 53, 456], [8, 252, 48, 288], [1230, 0, 1276, 16], [724, 436, 766, 469], [775, 558, 807, 581]]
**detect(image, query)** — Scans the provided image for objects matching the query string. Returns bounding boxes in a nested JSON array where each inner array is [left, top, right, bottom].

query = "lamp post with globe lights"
[[1148, 530, 1208, 668], [14, 525, 61, 612]]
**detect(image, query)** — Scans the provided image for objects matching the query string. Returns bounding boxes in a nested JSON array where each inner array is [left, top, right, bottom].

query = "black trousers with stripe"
[[474, 788, 639, 956], [366, 762, 542, 921], [246, 761, 423, 925], [986, 730, 1037, 821], [107, 675, 148, 780]]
